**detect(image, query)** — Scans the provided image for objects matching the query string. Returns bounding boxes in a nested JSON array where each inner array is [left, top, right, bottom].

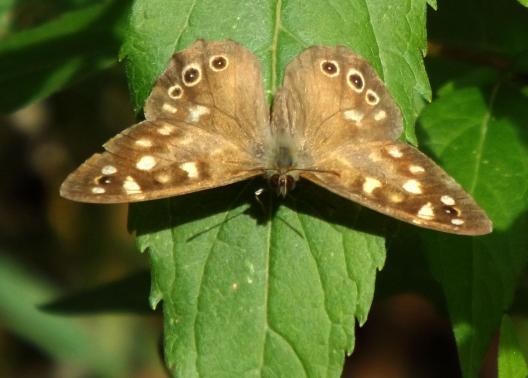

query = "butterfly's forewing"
[[277, 46, 492, 235], [61, 40, 267, 203], [144, 40, 269, 154], [274, 46, 403, 156]]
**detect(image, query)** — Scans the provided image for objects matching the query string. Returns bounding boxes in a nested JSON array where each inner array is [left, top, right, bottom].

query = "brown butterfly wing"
[[60, 120, 259, 203], [275, 45, 492, 235], [144, 40, 270, 154], [272, 46, 403, 156], [61, 40, 268, 203], [301, 141, 492, 235]]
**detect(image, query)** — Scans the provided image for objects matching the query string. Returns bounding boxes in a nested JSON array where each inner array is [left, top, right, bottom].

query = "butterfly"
[[60, 40, 492, 235]]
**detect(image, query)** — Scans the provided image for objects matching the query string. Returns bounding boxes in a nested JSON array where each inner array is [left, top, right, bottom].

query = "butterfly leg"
[[254, 187, 268, 216]]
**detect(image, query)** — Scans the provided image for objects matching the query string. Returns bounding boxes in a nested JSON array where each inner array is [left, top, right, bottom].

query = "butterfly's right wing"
[[276, 45, 491, 235], [60, 119, 260, 203]]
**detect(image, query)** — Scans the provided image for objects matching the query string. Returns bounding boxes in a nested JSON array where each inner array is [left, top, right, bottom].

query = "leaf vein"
[[267, 327, 309, 377], [172, 0, 198, 51]]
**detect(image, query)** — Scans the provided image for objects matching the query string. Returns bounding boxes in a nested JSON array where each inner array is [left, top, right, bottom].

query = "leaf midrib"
[[271, 0, 283, 93]]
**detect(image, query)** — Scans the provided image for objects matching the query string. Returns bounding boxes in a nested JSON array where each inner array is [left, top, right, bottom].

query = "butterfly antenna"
[[289, 167, 341, 177]]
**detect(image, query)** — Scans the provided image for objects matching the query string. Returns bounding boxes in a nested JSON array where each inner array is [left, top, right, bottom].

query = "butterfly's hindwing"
[[60, 120, 259, 203], [300, 141, 492, 235]]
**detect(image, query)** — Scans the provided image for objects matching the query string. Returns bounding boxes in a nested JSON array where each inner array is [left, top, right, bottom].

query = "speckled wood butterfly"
[[60, 40, 492, 235]]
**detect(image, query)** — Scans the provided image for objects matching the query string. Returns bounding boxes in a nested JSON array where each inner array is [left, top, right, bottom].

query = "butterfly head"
[[269, 173, 296, 197]]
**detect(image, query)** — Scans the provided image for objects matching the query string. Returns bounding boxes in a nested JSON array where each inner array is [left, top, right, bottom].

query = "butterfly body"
[[61, 40, 492, 235]]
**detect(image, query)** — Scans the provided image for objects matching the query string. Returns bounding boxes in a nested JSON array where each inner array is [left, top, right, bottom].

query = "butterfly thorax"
[[264, 112, 313, 199]]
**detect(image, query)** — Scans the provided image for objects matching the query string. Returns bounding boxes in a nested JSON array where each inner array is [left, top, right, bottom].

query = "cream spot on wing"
[[187, 105, 210, 123], [158, 123, 176, 135], [451, 218, 465, 225], [417, 202, 435, 220], [123, 176, 141, 194], [368, 150, 382, 162], [180, 162, 199, 178], [409, 165, 425, 174], [155, 173, 171, 184], [387, 146, 403, 158], [92, 187, 105, 194], [136, 155, 157, 171], [403, 179, 422, 194], [162, 103, 178, 114], [343, 109, 364, 123], [101, 165, 117, 175], [374, 110, 386, 121], [441, 195, 456, 206], [363, 177, 382, 194], [135, 138, 153, 147], [388, 192, 404, 203]]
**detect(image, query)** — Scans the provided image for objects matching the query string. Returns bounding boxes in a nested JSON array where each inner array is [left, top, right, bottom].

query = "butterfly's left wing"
[[60, 119, 259, 203], [301, 141, 492, 235]]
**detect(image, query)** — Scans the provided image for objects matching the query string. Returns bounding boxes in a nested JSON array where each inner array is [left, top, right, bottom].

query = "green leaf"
[[499, 315, 528, 378], [0, 0, 16, 37], [121, 0, 432, 143], [426, 0, 438, 10], [130, 182, 386, 377], [418, 75, 528, 377], [519, 0, 528, 7], [123, 1, 433, 376], [0, 0, 130, 114]]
